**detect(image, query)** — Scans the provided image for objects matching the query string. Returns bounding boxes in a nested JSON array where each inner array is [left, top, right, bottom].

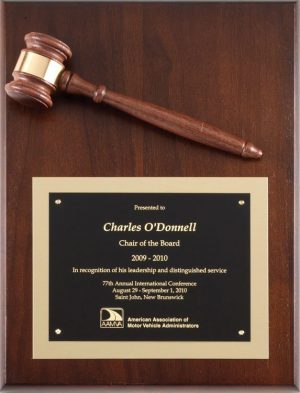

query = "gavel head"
[[5, 32, 72, 108]]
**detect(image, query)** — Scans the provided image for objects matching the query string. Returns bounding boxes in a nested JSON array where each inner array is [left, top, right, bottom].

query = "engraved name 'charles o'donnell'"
[[102, 222, 197, 232]]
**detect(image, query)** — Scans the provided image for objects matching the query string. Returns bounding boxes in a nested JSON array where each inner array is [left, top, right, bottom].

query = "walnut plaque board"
[[3, 1, 294, 386]]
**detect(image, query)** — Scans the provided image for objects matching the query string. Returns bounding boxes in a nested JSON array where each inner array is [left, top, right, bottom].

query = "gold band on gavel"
[[14, 50, 64, 86]]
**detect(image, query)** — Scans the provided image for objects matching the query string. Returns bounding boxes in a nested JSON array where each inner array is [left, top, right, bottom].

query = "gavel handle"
[[59, 71, 262, 159]]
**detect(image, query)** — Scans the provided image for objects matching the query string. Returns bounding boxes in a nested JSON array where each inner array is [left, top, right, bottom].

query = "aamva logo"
[[100, 307, 124, 328]]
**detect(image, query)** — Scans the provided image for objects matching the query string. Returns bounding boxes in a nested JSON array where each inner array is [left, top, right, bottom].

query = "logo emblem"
[[100, 308, 124, 328]]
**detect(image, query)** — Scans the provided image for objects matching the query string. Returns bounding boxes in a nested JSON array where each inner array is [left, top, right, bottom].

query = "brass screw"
[[238, 200, 245, 206]]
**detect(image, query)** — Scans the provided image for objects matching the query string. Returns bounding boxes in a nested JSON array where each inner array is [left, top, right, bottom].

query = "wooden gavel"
[[5, 32, 263, 159]]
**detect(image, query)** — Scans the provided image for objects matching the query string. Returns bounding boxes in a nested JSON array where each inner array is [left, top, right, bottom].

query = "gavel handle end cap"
[[241, 142, 263, 159]]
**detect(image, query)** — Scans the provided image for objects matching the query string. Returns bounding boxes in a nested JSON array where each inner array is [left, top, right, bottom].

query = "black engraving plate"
[[49, 193, 250, 341]]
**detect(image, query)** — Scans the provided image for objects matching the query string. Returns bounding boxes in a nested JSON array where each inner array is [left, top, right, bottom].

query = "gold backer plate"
[[32, 177, 269, 360]]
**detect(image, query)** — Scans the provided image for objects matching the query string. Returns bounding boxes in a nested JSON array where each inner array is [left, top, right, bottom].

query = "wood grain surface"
[[4, 2, 294, 385]]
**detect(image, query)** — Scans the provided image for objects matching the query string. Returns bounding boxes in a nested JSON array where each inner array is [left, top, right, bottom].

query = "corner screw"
[[55, 328, 62, 335], [238, 200, 245, 206], [238, 330, 245, 336], [55, 199, 62, 205]]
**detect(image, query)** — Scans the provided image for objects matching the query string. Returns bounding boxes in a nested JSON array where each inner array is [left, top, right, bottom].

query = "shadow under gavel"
[[5, 32, 262, 159]]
